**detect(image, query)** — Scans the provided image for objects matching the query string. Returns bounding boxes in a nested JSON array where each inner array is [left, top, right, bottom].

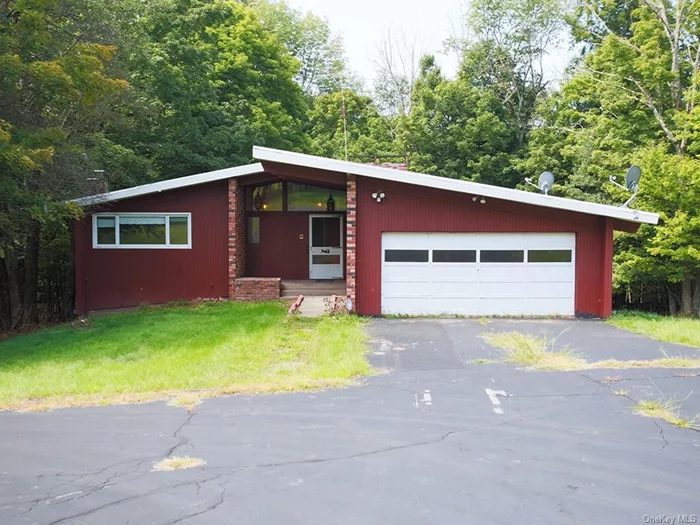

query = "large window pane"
[[528, 250, 572, 263], [288, 183, 346, 211], [119, 216, 166, 245], [433, 250, 476, 263], [247, 183, 283, 211], [385, 250, 429, 263], [311, 217, 341, 247], [480, 250, 524, 263], [169, 216, 189, 245], [96, 216, 116, 245]]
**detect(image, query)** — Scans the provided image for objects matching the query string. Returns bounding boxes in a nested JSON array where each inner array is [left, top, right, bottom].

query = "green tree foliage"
[[247, 0, 349, 96], [306, 90, 396, 160], [120, 0, 309, 179], [401, 56, 517, 184]]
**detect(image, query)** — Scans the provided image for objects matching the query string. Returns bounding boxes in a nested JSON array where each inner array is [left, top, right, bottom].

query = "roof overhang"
[[253, 147, 659, 226], [72, 163, 264, 206]]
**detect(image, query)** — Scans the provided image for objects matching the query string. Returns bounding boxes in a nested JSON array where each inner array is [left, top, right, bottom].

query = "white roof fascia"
[[253, 146, 659, 225], [72, 163, 265, 206]]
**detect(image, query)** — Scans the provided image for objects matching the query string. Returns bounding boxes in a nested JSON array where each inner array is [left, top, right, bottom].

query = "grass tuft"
[[609, 311, 700, 348], [153, 456, 206, 471], [483, 331, 700, 372], [633, 398, 699, 429], [612, 389, 629, 396], [481, 332, 587, 371]]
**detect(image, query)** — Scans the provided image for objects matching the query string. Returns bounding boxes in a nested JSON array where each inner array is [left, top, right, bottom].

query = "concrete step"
[[281, 290, 346, 298]]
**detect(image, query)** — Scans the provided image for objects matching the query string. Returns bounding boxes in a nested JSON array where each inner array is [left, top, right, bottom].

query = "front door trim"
[[309, 214, 344, 279]]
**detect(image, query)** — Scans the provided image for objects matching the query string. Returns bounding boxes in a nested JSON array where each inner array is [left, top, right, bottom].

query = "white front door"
[[309, 215, 344, 279], [381, 232, 576, 316]]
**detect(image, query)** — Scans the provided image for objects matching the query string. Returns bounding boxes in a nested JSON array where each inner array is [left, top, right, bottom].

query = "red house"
[[73, 147, 659, 318]]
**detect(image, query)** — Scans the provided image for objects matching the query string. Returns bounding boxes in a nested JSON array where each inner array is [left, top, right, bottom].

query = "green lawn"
[[609, 311, 700, 348], [0, 302, 370, 411]]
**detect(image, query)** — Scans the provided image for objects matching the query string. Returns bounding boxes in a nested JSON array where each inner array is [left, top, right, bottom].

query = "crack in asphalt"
[[654, 422, 670, 451]]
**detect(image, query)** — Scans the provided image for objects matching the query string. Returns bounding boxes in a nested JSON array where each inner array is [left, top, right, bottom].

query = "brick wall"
[[233, 278, 281, 301], [346, 174, 357, 310], [228, 178, 246, 297]]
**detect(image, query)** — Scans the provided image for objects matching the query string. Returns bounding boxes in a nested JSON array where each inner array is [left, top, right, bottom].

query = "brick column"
[[346, 174, 357, 310], [228, 178, 246, 299]]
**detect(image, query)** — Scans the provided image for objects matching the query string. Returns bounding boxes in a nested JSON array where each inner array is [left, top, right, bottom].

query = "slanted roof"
[[72, 163, 264, 206], [252, 147, 659, 225]]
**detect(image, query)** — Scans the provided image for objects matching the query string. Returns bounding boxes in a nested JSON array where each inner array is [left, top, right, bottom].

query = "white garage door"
[[381, 233, 575, 316]]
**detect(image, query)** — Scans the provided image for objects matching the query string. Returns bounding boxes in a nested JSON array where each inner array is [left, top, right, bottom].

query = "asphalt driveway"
[[1, 319, 699, 524]]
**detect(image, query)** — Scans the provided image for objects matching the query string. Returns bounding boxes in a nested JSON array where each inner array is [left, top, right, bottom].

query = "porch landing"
[[281, 279, 346, 298]]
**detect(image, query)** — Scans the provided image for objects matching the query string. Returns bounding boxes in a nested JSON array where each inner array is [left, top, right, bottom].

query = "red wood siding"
[[246, 213, 310, 279], [354, 177, 613, 317], [74, 181, 228, 313], [246, 212, 346, 279]]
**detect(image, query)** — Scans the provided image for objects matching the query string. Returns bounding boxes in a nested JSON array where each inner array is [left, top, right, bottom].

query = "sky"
[[287, 0, 573, 88]]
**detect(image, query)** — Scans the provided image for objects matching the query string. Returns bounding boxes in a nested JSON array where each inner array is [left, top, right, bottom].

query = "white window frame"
[[92, 212, 192, 249]]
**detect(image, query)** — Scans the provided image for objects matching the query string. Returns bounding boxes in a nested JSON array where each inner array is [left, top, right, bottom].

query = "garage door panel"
[[382, 281, 432, 297], [381, 232, 575, 316], [527, 265, 574, 282], [428, 298, 479, 315], [479, 265, 527, 282], [430, 266, 479, 281], [430, 281, 478, 297], [479, 282, 526, 298], [526, 281, 573, 298], [526, 298, 575, 315], [382, 265, 432, 282], [526, 234, 575, 250]]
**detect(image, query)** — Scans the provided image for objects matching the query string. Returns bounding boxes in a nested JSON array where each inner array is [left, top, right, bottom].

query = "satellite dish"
[[609, 166, 643, 208], [524, 171, 555, 195], [625, 165, 642, 191], [538, 171, 555, 195]]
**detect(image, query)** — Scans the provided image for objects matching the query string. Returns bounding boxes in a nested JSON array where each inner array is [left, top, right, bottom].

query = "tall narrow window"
[[248, 216, 260, 244], [96, 216, 116, 245]]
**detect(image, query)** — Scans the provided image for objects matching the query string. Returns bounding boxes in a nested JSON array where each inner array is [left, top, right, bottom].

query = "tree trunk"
[[693, 277, 700, 317], [668, 285, 679, 315], [4, 246, 23, 328], [680, 276, 694, 316], [21, 219, 40, 325], [0, 258, 10, 332]]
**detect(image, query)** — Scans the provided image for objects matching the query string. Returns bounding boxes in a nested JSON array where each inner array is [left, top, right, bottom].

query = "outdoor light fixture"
[[327, 194, 336, 212], [371, 191, 386, 203], [472, 196, 486, 204], [480, 198, 486, 204]]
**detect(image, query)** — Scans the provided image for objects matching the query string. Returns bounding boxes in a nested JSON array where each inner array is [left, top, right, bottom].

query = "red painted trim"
[[601, 217, 614, 317]]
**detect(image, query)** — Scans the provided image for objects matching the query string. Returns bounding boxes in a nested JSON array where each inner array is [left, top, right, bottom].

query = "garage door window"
[[385, 250, 429, 262], [528, 250, 572, 263], [480, 250, 524, 263], [433, 250, 476, 263]]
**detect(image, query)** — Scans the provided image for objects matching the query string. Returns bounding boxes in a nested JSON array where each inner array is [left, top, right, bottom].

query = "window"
[[93, 213, 191, 249], [248, 216, 260, 244], [433, 250, 476, 263], [246, 183, 283, 211], [528, 249, 572, 263], [480, 250, 524, 263], [288, 183, 346, 211], [385, 250, 429, 263]]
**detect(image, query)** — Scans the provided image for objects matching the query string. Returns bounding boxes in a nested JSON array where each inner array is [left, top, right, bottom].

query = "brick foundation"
[[346, 174, 357, 310], [228, 178, 246, 297], [233, 278, 281, 301]]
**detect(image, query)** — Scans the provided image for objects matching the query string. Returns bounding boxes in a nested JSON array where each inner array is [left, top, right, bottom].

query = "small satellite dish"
[[609, 166, 643, 208], [524, 171, 555, 195], [538, 171, 555, 195], [625, 165, 642, 192]]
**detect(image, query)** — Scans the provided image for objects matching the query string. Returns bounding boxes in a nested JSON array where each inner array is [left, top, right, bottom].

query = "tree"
[[116, 0, 309, 179], [536, 0, 700, 315], [400, 56, 517, 184], [0, 0, 131, 328], [306, 90, 396, 160], [247, 0, 349, 96]]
